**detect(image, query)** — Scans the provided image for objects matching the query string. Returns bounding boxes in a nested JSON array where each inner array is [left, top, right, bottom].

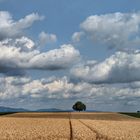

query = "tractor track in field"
[[69, 112, 98, 140], [78, 120, 109, 140], [69, 112, 73, 140]]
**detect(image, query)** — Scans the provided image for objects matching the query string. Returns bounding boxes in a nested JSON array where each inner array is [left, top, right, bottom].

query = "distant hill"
[[0, 106, 28, 112], [36, 109, 101, 112], [0, 106, 67, 112], [0, 106, 101, 112], [86, 110, 102, 112], [36, 108, 63, 112]]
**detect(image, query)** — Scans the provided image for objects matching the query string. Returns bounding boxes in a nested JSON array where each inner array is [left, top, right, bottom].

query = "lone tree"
[[72, 101, 86, 112]]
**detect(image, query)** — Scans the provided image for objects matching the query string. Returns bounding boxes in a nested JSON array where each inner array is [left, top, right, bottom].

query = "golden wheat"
[[0, 117, 70, 140], [0, 112, 139, 140], [80, 118, 140, 140]]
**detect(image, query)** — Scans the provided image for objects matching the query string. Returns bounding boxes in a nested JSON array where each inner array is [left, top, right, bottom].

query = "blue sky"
[[0, 0, 140, 111]]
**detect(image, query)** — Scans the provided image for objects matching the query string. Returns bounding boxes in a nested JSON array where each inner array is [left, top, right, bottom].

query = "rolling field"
[[0, 112, 139, 140]]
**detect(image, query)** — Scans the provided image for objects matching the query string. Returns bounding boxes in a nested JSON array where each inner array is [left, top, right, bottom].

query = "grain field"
[[0, 117, 70, 140], [79, 119, 140, 140], [0, 112, 139, 140]]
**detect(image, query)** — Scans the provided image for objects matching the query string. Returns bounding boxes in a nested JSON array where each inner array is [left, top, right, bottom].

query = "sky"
[[0, 0, 140, 111]]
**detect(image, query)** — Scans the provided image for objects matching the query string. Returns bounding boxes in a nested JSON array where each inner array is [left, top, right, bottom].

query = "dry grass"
[[0, 112, 139, 140]]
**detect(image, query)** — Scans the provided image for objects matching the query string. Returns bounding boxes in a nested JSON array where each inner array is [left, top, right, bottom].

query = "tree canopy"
[[72, 101, 86, 112]]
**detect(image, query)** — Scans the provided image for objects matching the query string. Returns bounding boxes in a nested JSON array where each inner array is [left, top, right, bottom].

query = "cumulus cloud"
[[0, 36, 35, 52], [0, 76, 30, 99], [71, 50, 140, 83], [0, 11, 44, 40], [0, 11, 77, 75], [29, 44, 80, 70], [77, 12, 140, 49], [0, 43, 80, 75], [23, 76, 73, 98], [15, 36, 35, 50], [72, 32, 84, 42], [0, 76, 73, 99], [38, 31, 57, 46]]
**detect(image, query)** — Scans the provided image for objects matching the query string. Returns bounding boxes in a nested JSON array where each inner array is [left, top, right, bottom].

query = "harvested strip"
[[5, 112, 70, 119], [71, 112, 137, 120], [71, 119, 96, 140]]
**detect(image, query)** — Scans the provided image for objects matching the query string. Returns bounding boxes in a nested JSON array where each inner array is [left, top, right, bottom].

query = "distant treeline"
[[120, 112, 140, 118], [0, 112, 17, 116]]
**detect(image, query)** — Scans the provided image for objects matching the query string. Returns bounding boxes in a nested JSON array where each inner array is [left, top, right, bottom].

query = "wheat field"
[[0, 112, 139, 140]]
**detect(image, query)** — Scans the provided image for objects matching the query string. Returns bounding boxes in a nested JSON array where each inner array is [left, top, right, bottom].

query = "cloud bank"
[[0, 76, 140, 111], [0, 43, 80, 73], [73, 12, 140, 49], [0, 11, 80, 75], [71, 50, 140, 83]]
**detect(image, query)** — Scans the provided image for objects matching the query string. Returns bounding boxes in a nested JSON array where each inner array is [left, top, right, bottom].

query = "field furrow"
[[71, 119, 96, 140], [80, 119, 140, 140]]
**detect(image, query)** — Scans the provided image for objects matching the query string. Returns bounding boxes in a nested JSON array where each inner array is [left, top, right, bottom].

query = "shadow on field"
[[2, 112, 138, 121]]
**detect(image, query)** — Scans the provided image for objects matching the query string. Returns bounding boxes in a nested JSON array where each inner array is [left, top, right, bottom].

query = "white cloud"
[[0, 11, 44, 40], [38, 31, 57, 46], [0, 75, 140, 111], [71, 50, 140, 83], [0, 76, 27, 99], [23, 76, 73, 99], [15, 36, 35, 50], [78, 12, 140, 48], [72, 32, 84, 42], [0, 43, 80, 72], [0, 36, 35, 52], [0, 11, 75, 74], [0, 76, 90, 99], [29, 44, 80, 70]]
